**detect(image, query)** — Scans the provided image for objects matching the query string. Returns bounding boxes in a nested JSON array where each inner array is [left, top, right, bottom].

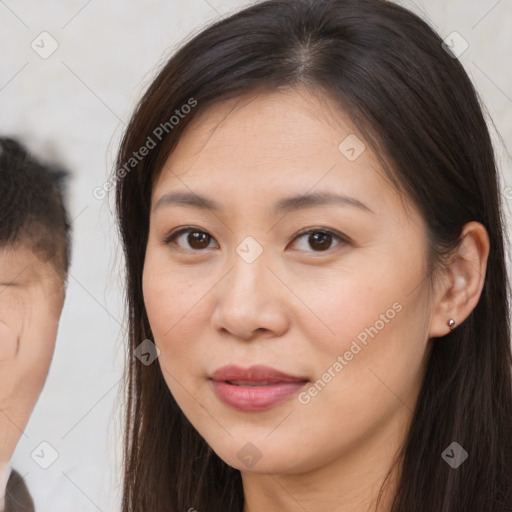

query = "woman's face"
[[143, 89, 435, 476]]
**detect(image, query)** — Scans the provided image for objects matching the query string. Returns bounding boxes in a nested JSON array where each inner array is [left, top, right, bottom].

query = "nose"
[[210, 250, 290, 341]]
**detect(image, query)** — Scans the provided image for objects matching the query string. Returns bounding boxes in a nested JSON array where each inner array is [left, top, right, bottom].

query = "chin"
[[207, 440, 305, 475]]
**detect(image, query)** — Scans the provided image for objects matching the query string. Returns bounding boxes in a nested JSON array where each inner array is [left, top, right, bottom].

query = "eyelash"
[[163, 226, 349, 254]]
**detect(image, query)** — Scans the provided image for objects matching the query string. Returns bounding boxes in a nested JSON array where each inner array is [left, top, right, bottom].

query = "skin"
[[143, 88, 489, 512], [0, 241, 65, 467]]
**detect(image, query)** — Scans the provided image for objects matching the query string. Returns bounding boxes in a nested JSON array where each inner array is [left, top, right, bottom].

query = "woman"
[[114, 0, 512, 510]]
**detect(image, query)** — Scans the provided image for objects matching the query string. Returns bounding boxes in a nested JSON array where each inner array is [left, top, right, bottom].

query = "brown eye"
[[164, 228, 217, 251], [187, 231, 211, 249], [291, 229, 346, 253], [308, 232, 332, 251]]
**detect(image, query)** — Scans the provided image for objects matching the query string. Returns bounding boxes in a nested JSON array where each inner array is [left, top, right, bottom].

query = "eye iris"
[[188, 231, 210, 249], [309, 232, 332, 251]]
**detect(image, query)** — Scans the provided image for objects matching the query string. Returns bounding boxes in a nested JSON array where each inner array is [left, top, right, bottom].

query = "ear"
[[428, 221, 490, 338]]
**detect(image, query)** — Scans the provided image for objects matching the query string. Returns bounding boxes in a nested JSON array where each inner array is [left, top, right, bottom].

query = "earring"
[[448, 319, 456, 330]]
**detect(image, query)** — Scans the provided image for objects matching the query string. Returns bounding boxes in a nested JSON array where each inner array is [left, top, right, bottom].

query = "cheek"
[[142, 268, 210, 419], [143, 270, 181, 337], [288, 257, 430, 404], [314, 242, 426, 349], [0, 320, 17, 360], [285, 267, 402, 358], [27, 305, 61, 369], [142, 262, 205, 365], [299, 288, 430, 428]]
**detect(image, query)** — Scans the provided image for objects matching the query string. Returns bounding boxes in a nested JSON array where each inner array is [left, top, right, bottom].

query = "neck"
[[241, 412, 408, 512]]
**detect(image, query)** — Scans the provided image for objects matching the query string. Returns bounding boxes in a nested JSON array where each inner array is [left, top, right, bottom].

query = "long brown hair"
[[114, 1, 512, 510]]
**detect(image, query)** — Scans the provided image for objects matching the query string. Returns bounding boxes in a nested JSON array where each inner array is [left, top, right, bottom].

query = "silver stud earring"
[[448, 319, 456, 330]]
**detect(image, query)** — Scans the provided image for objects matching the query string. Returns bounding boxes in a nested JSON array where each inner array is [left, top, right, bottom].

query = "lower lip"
[[210, 380, 307, 411]]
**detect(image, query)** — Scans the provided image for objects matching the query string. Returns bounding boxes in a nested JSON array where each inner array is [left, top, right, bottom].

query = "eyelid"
[[290, 227, 350, 251], [163, 226, 350, 253]]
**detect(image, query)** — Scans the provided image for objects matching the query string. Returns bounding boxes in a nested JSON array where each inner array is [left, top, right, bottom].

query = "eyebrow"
[[153, 190, 374, 215]]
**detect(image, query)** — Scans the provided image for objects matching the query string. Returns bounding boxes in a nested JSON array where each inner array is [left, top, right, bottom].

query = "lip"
[[209, 365, 309, 411]]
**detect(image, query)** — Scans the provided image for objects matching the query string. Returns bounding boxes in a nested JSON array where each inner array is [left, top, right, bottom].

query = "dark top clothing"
[[5, 470, 34, 512]]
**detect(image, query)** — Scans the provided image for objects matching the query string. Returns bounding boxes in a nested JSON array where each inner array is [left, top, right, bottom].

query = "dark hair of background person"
[[0, 137, 71, 277], [4, 469, 34, 512], [114, 0, 512, 510]]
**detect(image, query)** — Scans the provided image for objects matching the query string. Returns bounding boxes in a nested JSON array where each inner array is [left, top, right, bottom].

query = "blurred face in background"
[[0, 241, 65, 439]]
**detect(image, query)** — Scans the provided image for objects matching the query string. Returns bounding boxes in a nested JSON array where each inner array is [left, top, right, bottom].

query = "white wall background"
[[0, 1, 510, 511]]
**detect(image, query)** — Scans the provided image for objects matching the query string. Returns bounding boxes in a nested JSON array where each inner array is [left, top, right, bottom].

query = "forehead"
[[161, 88, 359, 174], [0, 242, 64, 288], [152, 88, 402, 219]]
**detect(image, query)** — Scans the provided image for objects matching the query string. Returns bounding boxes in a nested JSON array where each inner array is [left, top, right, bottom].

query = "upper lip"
[[210, 365, 308, 383]]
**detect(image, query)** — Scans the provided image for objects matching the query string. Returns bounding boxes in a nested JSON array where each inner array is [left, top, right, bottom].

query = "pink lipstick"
[[209, 365, 308, 411]]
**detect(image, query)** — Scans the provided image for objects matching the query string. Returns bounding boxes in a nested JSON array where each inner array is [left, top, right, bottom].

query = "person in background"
[[0, 138, 71, 512]]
